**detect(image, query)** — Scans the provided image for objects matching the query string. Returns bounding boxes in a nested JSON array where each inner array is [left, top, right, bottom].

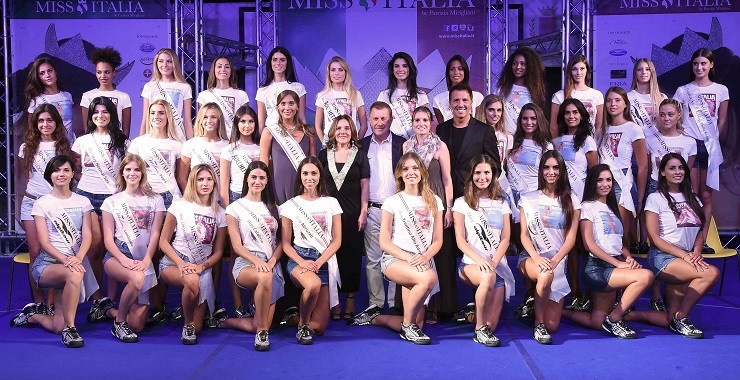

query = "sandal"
[[331, 306, 342, 321], [343, 294, 355, 320]]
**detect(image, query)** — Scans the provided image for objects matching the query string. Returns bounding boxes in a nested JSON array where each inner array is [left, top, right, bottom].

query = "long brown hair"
[[325, 114, 360, 150], [24, 57, 61, 108], [564, 54, 592, 99], [206, 55, 238, 90], [276, 90, 314, 137], [394, 152, 438, 214], [23, 104, 73, 175], [496, 47, 547, 111], [116, 154, 155, 196], [463, 154, 504, 209], [511, 103, 552, 152], [656, 153, 704, 227], [537, 150, 575, 228]]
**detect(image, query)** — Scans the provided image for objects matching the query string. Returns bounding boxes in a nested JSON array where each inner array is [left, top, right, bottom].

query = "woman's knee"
[[182, 275, 200, 295], [257, 271, 273, 289]]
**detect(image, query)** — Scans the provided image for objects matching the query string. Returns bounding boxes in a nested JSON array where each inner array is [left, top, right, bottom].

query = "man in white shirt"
[[351, 102, 406, 323]]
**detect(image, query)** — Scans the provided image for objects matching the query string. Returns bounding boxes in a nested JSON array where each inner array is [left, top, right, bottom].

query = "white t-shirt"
[[255, 81, 307, 127], [673, 82, 729, 141], [315, 89, 365, 134], [18, 141, 56, 197], [431, 90, 483, 122], [168, 200, 226, 263], [279, 196, 342, 250], [580, 200, 624, 257], [381, 192, 443, 254], [128, 135, 183, 196], [627, 90, 666, 132], [80, 88, 132, 123], [495, 130, 514, 163], [141, 81, 193, 142], [181, 137, 229, 181], [72, 133, 125, 194], [31, 193, 93, 257], [101, 191, 165, 253], [377, 88, 430, 138], [225, 199, 278, 256], [600, 122, 645, 170], [498, 84, 533, 134], [644, 191, 702, 251], [28, 92, 75, 142], [519, 190, 582, 255], [220, 142, 261, 193], [507, 139, 554, 194], [554, 134, 597, 199], [452, 197, 511, 264], [552, 87, 604, 130], [196, 88, 250, 138], [646, 133, 697, 182]]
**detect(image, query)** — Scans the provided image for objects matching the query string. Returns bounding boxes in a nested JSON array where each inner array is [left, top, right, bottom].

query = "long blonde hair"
[[151, 48, 187, 83], [629, 58, 664, 122], [318, 56, 360, 107], [146, 99, 179, 140], [394, 152, 438, 214], [182, 164, 221, 213], [194, 103, 228, 140], [116, 154, 155, 196], [658, 98, 685, 133], [476, 94, 509, 137]]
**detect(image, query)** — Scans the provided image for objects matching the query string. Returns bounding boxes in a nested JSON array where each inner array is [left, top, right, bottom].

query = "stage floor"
[[2, 255, 739, 379]]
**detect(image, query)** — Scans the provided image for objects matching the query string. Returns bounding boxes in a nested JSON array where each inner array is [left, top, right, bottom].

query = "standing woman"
[[318, 115, 370, 321], [433, 55, 484, 123], [80, 47, 132, 136], [25, 57, 77, 142], [140, 48, 193, 142], [10, 155, 98, 348], [279, 157, 343, 344], [402, 106, 454, 323], [673, 48, 729, 254], [506, 103, 554, 206], [196, 55, 250, 139], [16, 105, 73, 312], [644, 153, 719, 338], [128, 99, 184, 208], [101, 154, 165, 342], [628, 58, 667, 135], [496, 47, 547, 134], [315, 56, 368, 143], [220, 105, 261, 208], [259, 90, 317, 205], [180, 103, 229, 201], [550, 55, 604, 139], [599, 87, 648, 251], [518, 150, 581, 344], [377, 52, 430, 139], [562, 164, 655, 339], [256, 46, 307, 131], [72, 96, 128, 322], [159, 164, 227, 345], [214, 161, 284, 351], [452, 154, 513, 347]]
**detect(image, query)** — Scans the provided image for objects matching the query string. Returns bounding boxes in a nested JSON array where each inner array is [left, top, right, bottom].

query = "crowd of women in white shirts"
[[11, 43, 728, 350]]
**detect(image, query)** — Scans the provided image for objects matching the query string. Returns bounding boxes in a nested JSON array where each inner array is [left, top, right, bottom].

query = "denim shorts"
[[159, 191, 175, 209], [20, 196, 38, 221], [693, 139, 708, 169], [103, 239, 135, 265], [647, 247, 677, 277], [159, 250, 192, 273], [457, 261, 504, 288], [30, 252, 60, 286], [75, 189, 110, 216], [646, 178, 659, 196], [232, 251, 268, 280], [287, 246, 329, 285], [582, 256, 616, 292], [229, 191, 241, 204]]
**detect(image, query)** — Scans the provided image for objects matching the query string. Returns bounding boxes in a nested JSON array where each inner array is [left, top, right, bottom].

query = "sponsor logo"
[[609, 81, 628, 87], [609, 49, 627, 56], [610, 70, 627, 79], [610, 39, 627, 45], [143, 69, 152, 79], [32, 1, 145, 15], [140, 57, 154, 66], [140, 43, 155, 53], [287, 0, 477, 11]]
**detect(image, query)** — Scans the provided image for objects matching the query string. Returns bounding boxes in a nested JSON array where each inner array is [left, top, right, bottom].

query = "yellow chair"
[[6, 252, 31, 311], [704, 218, 739, 296]]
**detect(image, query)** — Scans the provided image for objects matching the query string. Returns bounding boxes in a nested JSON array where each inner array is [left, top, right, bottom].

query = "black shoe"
[[206, 307, 228, 328], [170, 305, 184, 321], [146, 307, 168, 326], [533, 323, 551, 344], [181, 324, 197, 345], [637, 242, 650, 255], [62, 326, 84, 348], [670, 315, 703, 339], [280, 306, 299, 326], [296, 324, 314, 345], [602, 315, 637, 339], [254, 330, 270, 351], [347, 305, 382, 326], [515, 296, 535, 319], [629, 242, 640, 254], [473, 325, 500, 347], [650, 298, 667, 312], [10, 303, 37, 327], [87, 297, 115, 323], [701, 244, 715, 255], [112, 321, 139, 343], [454, 303, 476, 323], [400, 323, 431, 345]]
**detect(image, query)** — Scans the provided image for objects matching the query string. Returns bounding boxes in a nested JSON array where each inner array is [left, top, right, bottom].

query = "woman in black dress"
[[318, 114, 369, 320]]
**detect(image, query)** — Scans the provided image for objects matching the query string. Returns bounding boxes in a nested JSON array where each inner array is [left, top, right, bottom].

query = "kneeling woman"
[[365, 152, 443, 345], [452, 154, 514, 347], [518, 150, 580, 344], [644, 153, 719, 338], [279, 157, 343, 345], [562, 164, 654, 338], [215, 161, 285, 351], [101, 154, 165, 342], [159, 164, 227, 345], [11, 155, 99, 348]]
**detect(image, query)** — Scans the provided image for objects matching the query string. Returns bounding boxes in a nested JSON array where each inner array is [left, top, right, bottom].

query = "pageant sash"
[[503, 100, 520, 134], [397, 194, 440, 304], [229, 144, 252, 179], [267, 125, 306, 171], [108, 199, 140, 254], [497, 173, 520, 223], [687, 91, 723, 191], [87, 134, 118, 193], [391, 97, 414, 140], [141, 138, 180, 196], [564, 159, 587, 200], [236, 200, 275, 259], [464, 207, 515, 301], [156, 82, 186, 141], [178, 205, 209, 265], [327, 146, 358, 191], [192, 144, 221, 179], [208, 89, 235, 127], [599, 141, 636, 216]]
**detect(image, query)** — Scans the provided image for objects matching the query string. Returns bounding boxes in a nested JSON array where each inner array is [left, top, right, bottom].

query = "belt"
[[24, 193, 39, 200], [368, 202, 383, 209]]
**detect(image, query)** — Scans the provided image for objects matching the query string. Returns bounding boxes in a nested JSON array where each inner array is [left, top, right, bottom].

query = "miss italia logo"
[[288, 0, 477, 11]]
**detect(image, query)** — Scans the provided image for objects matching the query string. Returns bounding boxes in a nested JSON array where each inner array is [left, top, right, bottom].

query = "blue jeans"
[[287, 245, 329, 284], [75, 189, 111, 216]]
